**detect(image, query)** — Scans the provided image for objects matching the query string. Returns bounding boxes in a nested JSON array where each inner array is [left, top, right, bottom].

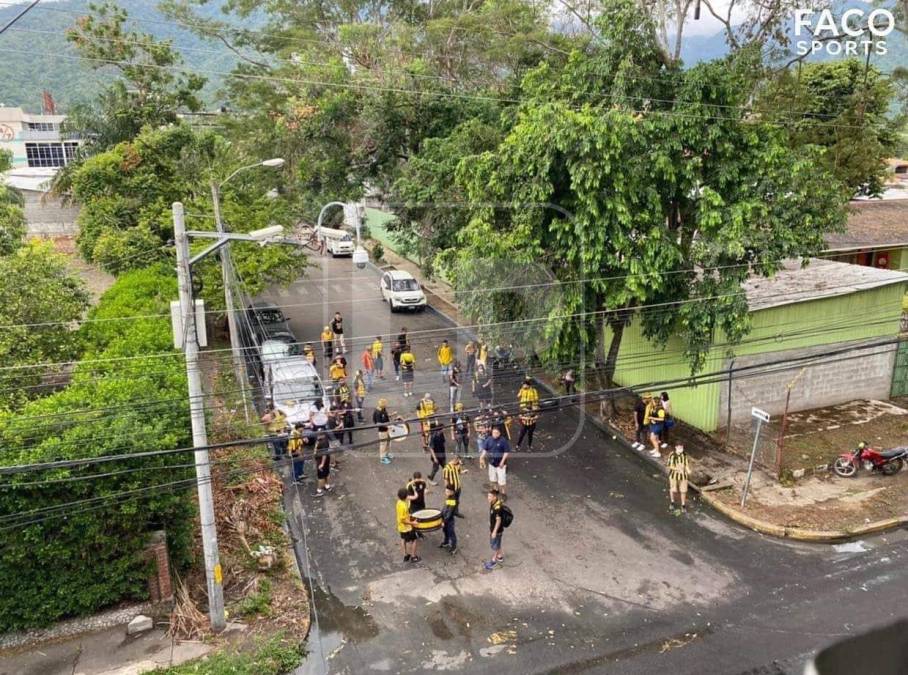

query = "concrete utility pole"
[[172, 201, 226, 633], [210, 181, 250, 423]]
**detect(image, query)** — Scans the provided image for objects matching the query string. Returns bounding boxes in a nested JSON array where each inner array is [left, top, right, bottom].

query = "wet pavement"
[[261, 256, 908, 674]]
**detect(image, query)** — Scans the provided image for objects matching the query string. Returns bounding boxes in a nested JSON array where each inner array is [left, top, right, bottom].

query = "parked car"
[[265, 358, 329, 425], [379, 270, 427, 312], [255, 331, 301, 379], [247, 301, 291, 342]]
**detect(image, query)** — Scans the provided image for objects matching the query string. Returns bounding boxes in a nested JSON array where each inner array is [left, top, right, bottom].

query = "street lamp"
[[171, 202, 284, 633], [210, 158, 285, 421]]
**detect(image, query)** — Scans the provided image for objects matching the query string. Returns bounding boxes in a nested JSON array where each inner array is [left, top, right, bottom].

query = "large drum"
[[389, 422, 410, 442], [411, 508, 442, 532]]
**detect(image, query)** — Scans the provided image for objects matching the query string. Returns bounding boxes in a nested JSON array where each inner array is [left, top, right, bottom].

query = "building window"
[[64, 142, 79, 162], [25, 142, 67, 168], [26, 121, 57, 132]]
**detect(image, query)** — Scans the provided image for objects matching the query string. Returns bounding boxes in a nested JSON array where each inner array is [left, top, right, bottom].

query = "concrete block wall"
[[717, 338, 898, 427], [22, 190, 80, 236]]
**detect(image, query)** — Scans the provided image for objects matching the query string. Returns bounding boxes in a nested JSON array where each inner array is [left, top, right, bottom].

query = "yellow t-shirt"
[[400, 352, 416, 371], [437, 344, 453, 366], [396, 499, 412, 533], [518, 386, 539, 408], [329, 362, 346, 380], [371, 340, 383, 358], [417, 399, 436, 419], [321, 329, 334, 344]]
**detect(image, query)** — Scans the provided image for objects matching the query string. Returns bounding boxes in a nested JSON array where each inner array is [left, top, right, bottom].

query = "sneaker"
[[449, 547, 457, 556], [404, 554, 411, 562], [410, 556, 421, 563], [439, 542, 450, 549], [660, 443, 668, 449], [314, 490, 325, 498], [395, 375, 400, 381], [649, 449, 661, 458], [380, 457, 392, 465], [325, 484, 334, 492], [428, 479, 438, 486], [387, 453, 394, 459], [669, 504, 677, 513], [483, 560, 497, 570]]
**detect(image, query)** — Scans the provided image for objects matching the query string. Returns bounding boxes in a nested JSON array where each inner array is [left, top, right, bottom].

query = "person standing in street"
[[632, 395, 647, 450], [439, 486, 458, 555], [391, 339, 402, 381], [477, 341, 488, 369], [464, 341, 476, 378], [330, 311, 345, 354], [562, 368, 576, 395], [448, 361, 461, 411], [361, 346, 375, 391], [333, 378, 352, 409], [320, 325, 334, 363], [451, 403, 471, 459], [416, 392, 437, 449], [371, 336, 385, 379], [289, 422, 305, 483], [437, 339, 454, 382], [480, 426, 510, 495], [396, 488, 420, 563], [353, 370, 367, 422], [667, 444, 691, 514], [303, 342, 317, 369], [314, 433, 333, 497], [407, 471, 428, 518], [442, 455, 464, 519], [427, 420, 447, 485], [515, 405, 538, 451], [474, 363, 493, 411], [399, 344, 416, 397], [484, 488, 505, 570], [373, 399, 393, 465], [474, 411, 490, 458], [659, 391, 673, 448], [329, 356, 347, 383], [342, 403, 356, 446], [517, 377, 540, 410]]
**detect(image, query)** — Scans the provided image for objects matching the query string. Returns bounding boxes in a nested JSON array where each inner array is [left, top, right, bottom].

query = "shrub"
[[148, 634, 304, 675]]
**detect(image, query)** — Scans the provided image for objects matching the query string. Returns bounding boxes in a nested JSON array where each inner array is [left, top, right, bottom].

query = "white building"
[[0, 106, 80, 168]]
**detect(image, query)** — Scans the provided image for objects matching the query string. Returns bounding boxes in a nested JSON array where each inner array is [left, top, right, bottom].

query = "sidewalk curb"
[[583, 411, 908, 543]]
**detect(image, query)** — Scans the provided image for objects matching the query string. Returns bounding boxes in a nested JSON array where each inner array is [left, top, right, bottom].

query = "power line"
[[0, 0, 40, 36]]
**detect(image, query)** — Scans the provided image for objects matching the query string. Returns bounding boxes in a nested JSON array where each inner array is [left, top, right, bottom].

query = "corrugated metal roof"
[[744, 258, 908, 312]]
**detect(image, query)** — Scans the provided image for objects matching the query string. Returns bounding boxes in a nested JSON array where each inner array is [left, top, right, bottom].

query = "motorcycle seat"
[[879, 448, 907, 459]]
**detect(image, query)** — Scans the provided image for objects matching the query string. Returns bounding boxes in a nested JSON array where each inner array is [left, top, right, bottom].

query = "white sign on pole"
[[751, 407, 770, 423], [170, 299, 207, 349]]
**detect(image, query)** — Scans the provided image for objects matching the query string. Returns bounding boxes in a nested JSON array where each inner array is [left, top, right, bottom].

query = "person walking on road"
[[437, 339, 454, 382], [396, 488, 420, 563], [320, 325, 334, 363], [361, 347, 375, 390], [474, 363, 493, 411], [442, 455, 464, 518], [353, 370, 367, 421], [314, 433, 333, 498], [484, 488, 506, 570], [448, 362, 461, 411], [480, 427, 510, 495], [330, 312, 345, 354], [667, 444, 691, 514], [515, 406, 538, 451], [399, 344, 416, 397], [451, 403, 471, 459], [464, 341, 476, 378], [439, 486, 458, 555], [374, 399, 393, 465], [427, 420, 447, 485], [371, 336, 385, 379]]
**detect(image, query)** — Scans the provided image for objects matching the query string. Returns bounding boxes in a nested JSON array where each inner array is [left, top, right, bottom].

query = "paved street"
[[263, 256, 908, 674]]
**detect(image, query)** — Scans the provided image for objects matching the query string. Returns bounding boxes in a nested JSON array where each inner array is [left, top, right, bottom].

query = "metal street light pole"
[[209, 158, 285, 422], [172, 201, 226, 633]]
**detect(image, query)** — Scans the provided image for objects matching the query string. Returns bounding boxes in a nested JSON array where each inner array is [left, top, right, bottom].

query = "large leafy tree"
[[0, 151, 26, 256], [757, 60, 901, 197], [448, 1, 847, 389]]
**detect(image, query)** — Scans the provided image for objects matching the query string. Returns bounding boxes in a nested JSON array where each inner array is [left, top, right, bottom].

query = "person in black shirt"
[[330, 312, 345, 353], [632, 395, 647, 450], [406, 471, 427, 512], [439, 486, 458, 554], [451, 403, 471, 458], [427, 420, 447, 485], [314, 433, 333, 497], [373, 399, 393, 465], [515, 406, 538, 451], [341, 403, 355, 445]]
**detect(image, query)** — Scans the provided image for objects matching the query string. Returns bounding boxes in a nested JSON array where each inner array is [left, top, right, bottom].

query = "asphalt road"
[[259, 255, 908, 675]]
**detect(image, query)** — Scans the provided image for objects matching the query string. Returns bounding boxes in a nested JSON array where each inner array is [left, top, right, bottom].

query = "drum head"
[[411, 508, 441, 520], [389, 422, 410, 442]]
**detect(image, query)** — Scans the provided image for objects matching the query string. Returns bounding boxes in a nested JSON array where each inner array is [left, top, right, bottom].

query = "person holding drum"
[[396, 488, 420, 563]]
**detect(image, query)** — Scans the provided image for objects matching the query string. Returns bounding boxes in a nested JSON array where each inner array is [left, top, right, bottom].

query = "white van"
[[318, 226, 355, 257], [265, 358, 329, 424]]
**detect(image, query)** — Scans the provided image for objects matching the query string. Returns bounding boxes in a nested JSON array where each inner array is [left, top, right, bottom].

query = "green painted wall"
[[607, 282, 907, 432]]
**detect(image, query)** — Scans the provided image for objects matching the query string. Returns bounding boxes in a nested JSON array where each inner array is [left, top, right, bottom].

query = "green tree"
[[0, 242, 91, 410], [757, 60, 900, 196], [449, 3, 847, 391], [0, 151, 26, 256]]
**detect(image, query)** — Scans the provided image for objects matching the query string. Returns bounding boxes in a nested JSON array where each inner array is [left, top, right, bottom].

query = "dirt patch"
[[33, 235, 115, 302]]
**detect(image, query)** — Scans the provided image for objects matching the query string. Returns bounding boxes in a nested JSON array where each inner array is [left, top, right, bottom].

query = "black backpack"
[[499, 503, 514, 528]]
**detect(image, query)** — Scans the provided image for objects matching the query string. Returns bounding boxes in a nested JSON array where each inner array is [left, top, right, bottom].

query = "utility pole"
[[210, 181, 250, 422], [173, 201, 226, 633]]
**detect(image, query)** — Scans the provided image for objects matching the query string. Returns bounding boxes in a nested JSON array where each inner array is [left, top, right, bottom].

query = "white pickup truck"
[[318, 226, 355, 257]]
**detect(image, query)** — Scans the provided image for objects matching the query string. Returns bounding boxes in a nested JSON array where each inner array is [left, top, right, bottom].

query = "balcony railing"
[[18, 130, 81, 142]]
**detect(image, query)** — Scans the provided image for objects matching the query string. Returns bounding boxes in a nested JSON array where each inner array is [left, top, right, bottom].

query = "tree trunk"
[[602, 317, 625, 418]]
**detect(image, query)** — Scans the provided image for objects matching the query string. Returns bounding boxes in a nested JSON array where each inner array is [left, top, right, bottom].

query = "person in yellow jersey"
[[416, 393, 437, 450], [666, 444, 691, 514], [302, 343, 316, 368], [477, 341, 489, 369], [353, 370, 367, 421], [642, 393, 661, 459], [442, 455, 464, 519], [399, 344, 416, 397], [517, 377, 540, 409], [329, 356, 347, 383], [371, 336, 385, 379], [437, 339, 454, 382], [396, 487, 420, 563], [320, 325, 334, 362]]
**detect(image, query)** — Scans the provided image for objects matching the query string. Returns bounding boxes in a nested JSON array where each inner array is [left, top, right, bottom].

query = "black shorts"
[[402, 370, 414, 382], [317, 464, 331, 480], [400, 530, 417, 542]]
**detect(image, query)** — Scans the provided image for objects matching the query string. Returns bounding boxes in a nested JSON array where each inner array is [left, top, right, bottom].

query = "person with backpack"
[[439, 486, 458, 555], [484, 488, 512, 570]]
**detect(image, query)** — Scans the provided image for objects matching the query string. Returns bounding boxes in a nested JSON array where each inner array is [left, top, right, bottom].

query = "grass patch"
[[149, 634, 303, 674], [235, 578, 273, 618]]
